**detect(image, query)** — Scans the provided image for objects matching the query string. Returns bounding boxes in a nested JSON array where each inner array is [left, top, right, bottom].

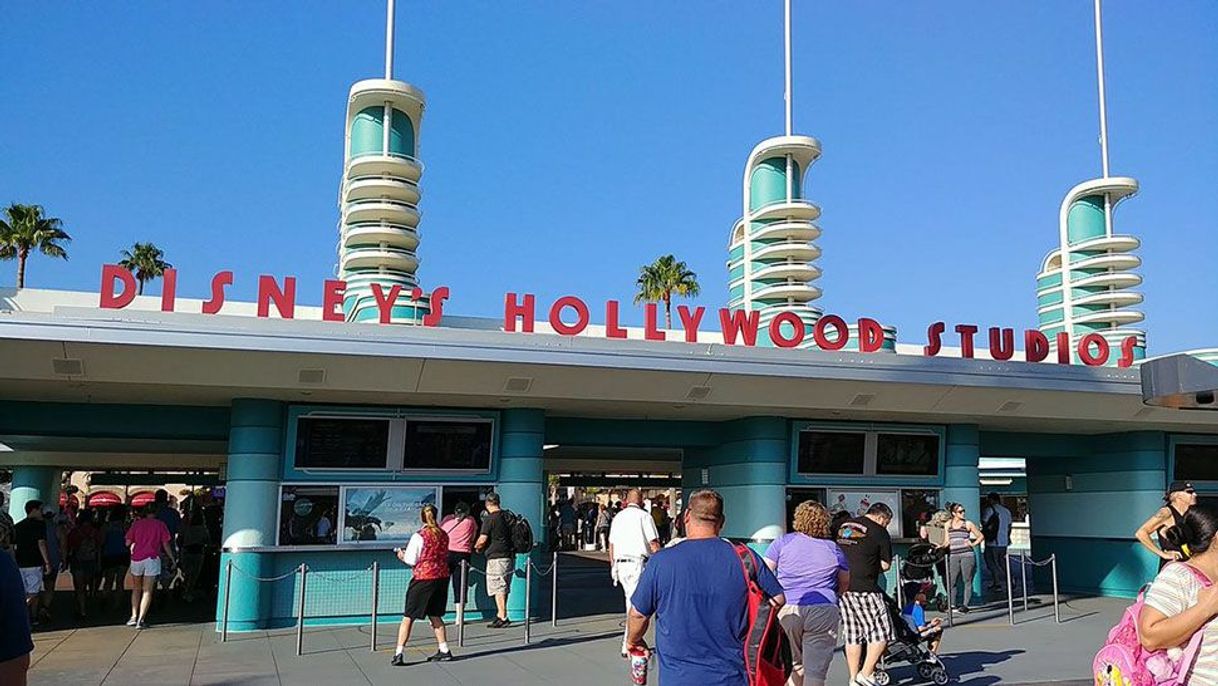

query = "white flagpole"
[[384, 0, 396, 80], [784, 0, 793, 136], [1093, 0, 1114, 237]]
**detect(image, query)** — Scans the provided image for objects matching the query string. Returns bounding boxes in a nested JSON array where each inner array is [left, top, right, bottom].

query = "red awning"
[[87, 491, 122, 508], [59, 492, 80, 509], [129, 491, 156, 508]]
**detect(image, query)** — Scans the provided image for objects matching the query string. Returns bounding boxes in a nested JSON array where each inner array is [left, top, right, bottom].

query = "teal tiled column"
[[8, 466, 60, 520], [497, 408, 545, 622], [684, 417, 788, 544], [943, 424, 982, 601], [216, 399, 284, 630]]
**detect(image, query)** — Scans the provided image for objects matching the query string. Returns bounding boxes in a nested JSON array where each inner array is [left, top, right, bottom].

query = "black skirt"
[[404, 577, 449, 619]]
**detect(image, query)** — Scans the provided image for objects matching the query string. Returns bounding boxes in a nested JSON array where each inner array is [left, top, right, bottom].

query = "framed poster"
[[278, 485, 340, 546], [341, 485, 440, 544], [826, 489, 901, 538]]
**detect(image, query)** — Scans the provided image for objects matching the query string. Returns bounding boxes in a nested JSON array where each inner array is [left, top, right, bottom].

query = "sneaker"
[[390, 654, 405, 667], [427, 650, 454, 662], [136, 620, 148, 630], [486, 617, 505, 629], [954, 605, 971, 614], [498, 619, 512, 629], [126, 617, 138, 627], [853, 675, 878, 686]]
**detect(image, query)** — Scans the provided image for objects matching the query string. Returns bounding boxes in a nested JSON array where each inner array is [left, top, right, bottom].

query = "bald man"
[[607, 489, 660, 656]]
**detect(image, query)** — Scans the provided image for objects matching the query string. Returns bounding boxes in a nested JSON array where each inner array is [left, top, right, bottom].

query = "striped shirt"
[[947, 525, 972, 553], [1144, 564, 1218, 686]]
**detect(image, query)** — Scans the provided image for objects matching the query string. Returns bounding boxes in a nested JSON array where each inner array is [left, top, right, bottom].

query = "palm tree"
[[0, 204, 71, 289], [118, 242, 172, 295], [633, 254, 701, 329]]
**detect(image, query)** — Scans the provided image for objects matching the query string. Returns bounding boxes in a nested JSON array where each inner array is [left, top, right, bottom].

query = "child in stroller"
[[872, 587, 950, 685], [902, 541, 950, 612]]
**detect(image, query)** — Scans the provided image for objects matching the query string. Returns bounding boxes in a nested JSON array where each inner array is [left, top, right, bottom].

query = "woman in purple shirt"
[[765, 500, 851, 686]]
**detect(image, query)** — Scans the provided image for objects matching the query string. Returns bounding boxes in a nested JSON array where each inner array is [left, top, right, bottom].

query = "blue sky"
[[1, 2, 1215, 354]]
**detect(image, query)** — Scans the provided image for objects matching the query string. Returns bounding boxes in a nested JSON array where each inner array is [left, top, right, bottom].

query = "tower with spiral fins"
[[336, 0, 431, 324], [1036, 0, 1145, 362], [727, 0, 823, 347]]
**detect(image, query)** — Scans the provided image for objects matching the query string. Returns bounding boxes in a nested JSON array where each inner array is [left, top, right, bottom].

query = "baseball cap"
[[1167, 481, 1196, 498]]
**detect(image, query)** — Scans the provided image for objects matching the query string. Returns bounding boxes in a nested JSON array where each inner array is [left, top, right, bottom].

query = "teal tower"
[[337, 0, 431, 324]]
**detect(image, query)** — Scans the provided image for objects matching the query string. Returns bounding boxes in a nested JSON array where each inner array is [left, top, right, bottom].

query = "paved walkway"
[[28, 592, 1112, 685]]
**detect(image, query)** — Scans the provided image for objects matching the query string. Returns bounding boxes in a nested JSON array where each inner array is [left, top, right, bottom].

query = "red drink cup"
[[628, 645, 650, 685]]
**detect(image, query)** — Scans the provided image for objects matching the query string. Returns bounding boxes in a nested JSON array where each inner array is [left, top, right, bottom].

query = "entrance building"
[[3, 288, 1218, 629]]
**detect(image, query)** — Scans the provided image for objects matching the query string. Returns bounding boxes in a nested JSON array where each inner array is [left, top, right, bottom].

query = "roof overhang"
[[1141, 354, 1218, 411], [1, 309, 1215, 435]]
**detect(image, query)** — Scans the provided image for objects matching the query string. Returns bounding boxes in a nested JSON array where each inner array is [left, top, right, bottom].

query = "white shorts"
[[130, 557, 162, 577], [19, 567, 43, 595]]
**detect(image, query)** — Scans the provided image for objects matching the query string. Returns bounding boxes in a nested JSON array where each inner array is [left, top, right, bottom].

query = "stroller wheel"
[[873, 670, 891, 686], [917, 663, 935, 680], [930, 667, 950, 685]]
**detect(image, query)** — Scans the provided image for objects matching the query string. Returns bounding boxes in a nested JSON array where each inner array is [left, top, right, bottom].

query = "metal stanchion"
[[369, 561, 380, 652], [1020, 553, 1029, 612], [296, 563, 308, 657], [523, 559, 533, 646], [945, 551, 954, 627], [1006, 551, 1015, 626], [893, 554, 903, 609], [458, 560, 468, 648], [551, 551, 559, 628], [222, 559, 232, 642], [1051, 554, 1061, 624]]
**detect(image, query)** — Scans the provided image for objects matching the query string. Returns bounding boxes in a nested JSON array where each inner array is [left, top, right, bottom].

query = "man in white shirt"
[[981, 493, 1013, 591], [608, 489, 660, 657]]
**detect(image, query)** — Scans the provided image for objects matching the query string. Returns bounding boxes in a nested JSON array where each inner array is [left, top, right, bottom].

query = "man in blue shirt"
[[0, 549, 34, 685], [627, 489, 785, 686]]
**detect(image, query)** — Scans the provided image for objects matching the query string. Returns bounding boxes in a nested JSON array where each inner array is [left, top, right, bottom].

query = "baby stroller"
[[901, 541, 949, 612], [873, 592, 950, 686]]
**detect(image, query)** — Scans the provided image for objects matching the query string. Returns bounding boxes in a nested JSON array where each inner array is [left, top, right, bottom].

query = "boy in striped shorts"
[[836, 503, 895, 686]]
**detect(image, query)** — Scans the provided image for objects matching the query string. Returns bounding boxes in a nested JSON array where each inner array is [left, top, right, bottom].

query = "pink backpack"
[[1093, 563, 1211, 686]]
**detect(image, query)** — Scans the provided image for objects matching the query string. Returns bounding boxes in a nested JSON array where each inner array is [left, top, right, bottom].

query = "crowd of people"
[[548, 494, 676, 552], [617, 491, 1019, 686], [0, 488, 223, 631]]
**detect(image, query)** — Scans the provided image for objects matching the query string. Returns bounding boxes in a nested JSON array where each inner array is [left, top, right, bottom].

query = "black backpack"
[[502, 510, 534, 553]]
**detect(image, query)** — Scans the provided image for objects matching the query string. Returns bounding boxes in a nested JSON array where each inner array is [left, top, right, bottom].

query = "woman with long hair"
[[1139, 503, 1218, 681], [941, 502, 982, 613], [392, 504, 454, 666], [1136, 481, 1198, 569], [764, 500, 851, 686]]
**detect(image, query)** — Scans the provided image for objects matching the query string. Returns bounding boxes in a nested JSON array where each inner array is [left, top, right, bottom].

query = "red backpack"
[[734, 543, 793, 686]]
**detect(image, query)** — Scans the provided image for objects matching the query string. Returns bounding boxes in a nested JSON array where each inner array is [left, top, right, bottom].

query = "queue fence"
[[890, 549, 1059, 628], [457, 552, 559, 647], [1005, 552, 1060, 625], [218, 551, 563, 656]]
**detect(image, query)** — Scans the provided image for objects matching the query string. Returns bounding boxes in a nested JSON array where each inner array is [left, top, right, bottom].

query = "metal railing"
[[224, 554, 564, 656], [1005, 552, 1060, 625], [456, 552, 559, 648]]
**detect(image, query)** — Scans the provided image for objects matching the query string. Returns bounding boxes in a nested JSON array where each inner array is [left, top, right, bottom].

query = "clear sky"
[[1, 2, 1215, 354]]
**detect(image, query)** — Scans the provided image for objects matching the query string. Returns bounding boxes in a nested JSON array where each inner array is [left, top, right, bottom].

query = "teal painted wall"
[[216, 399, 285, 630], [1066, 195, 1106, 245], [389, 108, 415, 157], [349, 106, 384, 157], [749, 157, 788, 212], [682, 417, 787, 542], [0, 400, 229, 441], [992, 431, 1167, 598]]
